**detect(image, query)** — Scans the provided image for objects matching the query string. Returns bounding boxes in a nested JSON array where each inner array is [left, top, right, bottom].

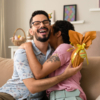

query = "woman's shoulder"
[[56, 43, 72, 51], [53, 43, 72, 66], [54, 43, 73, 55]]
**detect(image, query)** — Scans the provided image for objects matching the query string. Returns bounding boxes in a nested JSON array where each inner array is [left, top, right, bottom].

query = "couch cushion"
[[0, 57, 13, 87], [0, 57, 100, 100], [80, 57, 100, 100]]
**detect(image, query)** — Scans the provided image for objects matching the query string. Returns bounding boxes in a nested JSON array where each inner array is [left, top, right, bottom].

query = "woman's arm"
[[19, 42, 61, 79]]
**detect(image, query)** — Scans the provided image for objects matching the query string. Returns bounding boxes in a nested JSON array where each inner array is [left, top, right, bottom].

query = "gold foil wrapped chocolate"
[[68, 30, 96, 67]]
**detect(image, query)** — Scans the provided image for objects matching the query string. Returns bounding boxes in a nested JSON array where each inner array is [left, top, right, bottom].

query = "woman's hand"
[[63, 61, 83, 78], [18, 42, 32, 50]]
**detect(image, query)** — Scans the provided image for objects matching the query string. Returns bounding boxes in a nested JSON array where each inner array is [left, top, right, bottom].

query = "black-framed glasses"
[[32, 20, 51, 28]]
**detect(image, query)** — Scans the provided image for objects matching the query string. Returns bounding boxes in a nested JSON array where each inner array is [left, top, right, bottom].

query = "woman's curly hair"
[[53, 20, 75, 44]]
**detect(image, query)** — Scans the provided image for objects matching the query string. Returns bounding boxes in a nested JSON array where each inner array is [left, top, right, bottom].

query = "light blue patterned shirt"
[[0, 40, 53, 100]]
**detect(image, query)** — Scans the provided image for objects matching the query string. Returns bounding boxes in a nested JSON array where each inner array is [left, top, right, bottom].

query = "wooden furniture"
[[8, 46, 19, 59]]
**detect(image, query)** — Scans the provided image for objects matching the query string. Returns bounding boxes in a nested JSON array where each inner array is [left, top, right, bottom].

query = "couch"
[[0, 57, 100, 100]]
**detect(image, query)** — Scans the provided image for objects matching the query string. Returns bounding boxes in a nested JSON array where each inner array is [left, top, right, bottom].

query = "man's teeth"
[[40, 30, 46, 33]]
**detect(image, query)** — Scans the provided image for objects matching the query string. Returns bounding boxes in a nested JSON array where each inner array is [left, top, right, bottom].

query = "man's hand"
[[63, 61, 83, 78], [18, 42, 32, 49]]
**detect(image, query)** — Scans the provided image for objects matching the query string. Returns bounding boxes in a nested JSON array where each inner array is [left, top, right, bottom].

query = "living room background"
[[2, 0, 100, 58]]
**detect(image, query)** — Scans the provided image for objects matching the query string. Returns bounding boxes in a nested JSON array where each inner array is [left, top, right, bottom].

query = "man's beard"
[[34, 27, 51, 42], [35, 32, 50, 42]]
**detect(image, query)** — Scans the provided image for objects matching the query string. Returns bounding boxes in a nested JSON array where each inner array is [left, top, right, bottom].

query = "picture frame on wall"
[[99, 0, 100, 7], [63, 5, 77, 21], [48, 11, 55, 24], [97, 0, 100, 7]]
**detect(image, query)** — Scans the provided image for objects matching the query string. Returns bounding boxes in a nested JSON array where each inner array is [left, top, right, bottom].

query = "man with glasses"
[[0, 10, 82, 100]]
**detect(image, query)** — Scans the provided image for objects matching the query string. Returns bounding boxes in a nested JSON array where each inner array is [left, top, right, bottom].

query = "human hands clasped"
[[63, 60, 83, 79]]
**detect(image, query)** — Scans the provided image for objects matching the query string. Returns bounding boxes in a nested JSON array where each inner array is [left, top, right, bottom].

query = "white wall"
[[4, 0, 100, 58]]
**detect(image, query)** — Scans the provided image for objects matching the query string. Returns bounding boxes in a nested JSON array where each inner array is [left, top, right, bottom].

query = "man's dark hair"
[[53, 20, 75, 44], [29, 10, 49, 28]]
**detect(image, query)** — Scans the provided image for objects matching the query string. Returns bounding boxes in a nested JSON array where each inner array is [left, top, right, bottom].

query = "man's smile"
[[37, 28, 48, 35]]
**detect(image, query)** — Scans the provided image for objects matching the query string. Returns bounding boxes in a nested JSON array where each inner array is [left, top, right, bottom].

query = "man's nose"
[[40, 22, 45, 27]]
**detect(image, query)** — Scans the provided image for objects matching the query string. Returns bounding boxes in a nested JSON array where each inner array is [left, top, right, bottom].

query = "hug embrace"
[[0, 10, 96, 100]]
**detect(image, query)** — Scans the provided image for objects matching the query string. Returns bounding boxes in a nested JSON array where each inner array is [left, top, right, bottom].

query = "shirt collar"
[[32, 40, 52, 56]]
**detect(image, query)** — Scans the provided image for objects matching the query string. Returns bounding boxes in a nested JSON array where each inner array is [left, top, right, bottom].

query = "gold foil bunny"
[[68, 30, 96, 67]]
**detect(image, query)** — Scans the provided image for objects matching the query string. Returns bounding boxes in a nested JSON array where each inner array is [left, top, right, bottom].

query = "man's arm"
[[23, 72, 68, 94], [23, 61, 82, 94]]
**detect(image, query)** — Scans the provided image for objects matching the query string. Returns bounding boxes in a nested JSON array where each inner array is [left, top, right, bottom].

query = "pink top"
[[46, 44, 87, 100]]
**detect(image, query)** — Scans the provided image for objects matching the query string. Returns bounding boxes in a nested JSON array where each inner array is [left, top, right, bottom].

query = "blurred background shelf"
[[51, 20, 85, 25], [89, 8, 100, 11], [71, 20, 85, 24]]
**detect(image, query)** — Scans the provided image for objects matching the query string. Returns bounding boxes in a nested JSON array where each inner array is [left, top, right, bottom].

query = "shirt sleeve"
[[53, 44, 73, 66], [14, 49, 34, 80]]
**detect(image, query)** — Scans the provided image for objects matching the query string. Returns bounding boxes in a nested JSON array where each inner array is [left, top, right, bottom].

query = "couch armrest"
[[80, 57, 100, 100], [0, 57, 13, 87]]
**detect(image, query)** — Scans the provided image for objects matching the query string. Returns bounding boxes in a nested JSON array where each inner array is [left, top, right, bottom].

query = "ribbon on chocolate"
[[67, 43, 89, 65], [72, 43, 89, 65]]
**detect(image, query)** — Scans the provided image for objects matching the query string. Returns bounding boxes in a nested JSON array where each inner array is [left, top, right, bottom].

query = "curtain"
[[0, 0, 6, 57]]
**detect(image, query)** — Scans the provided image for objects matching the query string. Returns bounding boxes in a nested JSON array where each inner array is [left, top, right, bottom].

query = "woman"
[[20, 20, 86, 100]]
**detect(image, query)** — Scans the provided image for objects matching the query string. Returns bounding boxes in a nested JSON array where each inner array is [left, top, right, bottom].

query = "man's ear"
[[29, 28, 34, 35], [56, 31, 61, 37]]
